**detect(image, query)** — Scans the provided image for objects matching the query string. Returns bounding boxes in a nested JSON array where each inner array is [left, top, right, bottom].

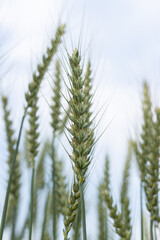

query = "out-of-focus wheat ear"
[[120, 140, 132, 232], [139, 82, 160, 239], [54, 160, 68, 217], [132, 141, 144, 240], [10, 153, 21, 240], [148, 107, 160, 223], [140, 81, 153, 182], [2, 96, 21, 240], [98, 183, 108, 240], [51, 60, 62, 134], [27, 94, 40, 240], [44, 232, 51, 240], [133, 82, 155, 239], [25, 24, 65, 109], [35, 141, 50, 189], [2, 96, 16, 167], [27, 95, 40, 169], [50, 59, 63, 239], [145, 107, 160, 240], [0, 98, 26, 240], [24, 131, 32, 168], [138, 81, 153, 183], [103, 156, 131, 240], [50, 151, 67, 240], [34, 140, 49, 227]]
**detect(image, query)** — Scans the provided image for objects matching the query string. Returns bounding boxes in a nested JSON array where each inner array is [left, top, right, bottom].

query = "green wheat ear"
[[63, 49, 94, 240], [120, 140, 132, 232], [35, 140, 50, 189], [67, 49, 94, 184], [98, 183, 108, 240], [148, 106, 160, 222], [2, 96, 16, 168], [138, 81, 153, 182], [2, 96, 21, 207], [49, 150, 68, 217], [2, 96, 21, 239], [51, 59, 62, 134], [25, 24, 65, 109], [134, 82, 160, 226]]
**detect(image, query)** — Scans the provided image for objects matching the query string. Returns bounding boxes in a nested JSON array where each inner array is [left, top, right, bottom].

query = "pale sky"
[[1, 0, 160, 239]]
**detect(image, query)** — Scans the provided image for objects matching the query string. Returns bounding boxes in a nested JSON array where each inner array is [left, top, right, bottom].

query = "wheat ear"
[[0, 96, 22, 240], [98, 183, 108, 240], [63, 50, 94, 240], [135, 82, 160, 239], [120, 140, 132, 233], [25, 24, 65, 108]]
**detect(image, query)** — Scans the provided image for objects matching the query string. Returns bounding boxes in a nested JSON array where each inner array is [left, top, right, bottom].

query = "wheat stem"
[[51, 142, 57, 240], [80, 183, 87, 240], [41, 192, 50, 240], [0, 112, 26, 240], [140, 181, 144, 240], [150, 219, 154, 240], [29, 168, 35, 240], [73, 204, 81, 240], [11, 206, 16, 240], [17, 217, 28, 240]]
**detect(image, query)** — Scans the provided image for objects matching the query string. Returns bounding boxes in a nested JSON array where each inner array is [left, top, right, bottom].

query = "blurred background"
[[1, 0, 160, 239]]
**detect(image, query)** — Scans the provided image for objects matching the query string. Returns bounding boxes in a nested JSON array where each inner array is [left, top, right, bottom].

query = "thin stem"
[[0, 112, 26, 240], [150, 219, 154, 240], [140, 181, 144, 240], [41, 192, 50, 240], [80, 183, 87, 240], [17, 216, 28, 240], [104, 208, 108, 240], [154, 223, 158, 240], [52, 142, 57, 240], [29, 168, 35, 240], [11, 206, 17, 240], [73, 205, 81, 240]]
